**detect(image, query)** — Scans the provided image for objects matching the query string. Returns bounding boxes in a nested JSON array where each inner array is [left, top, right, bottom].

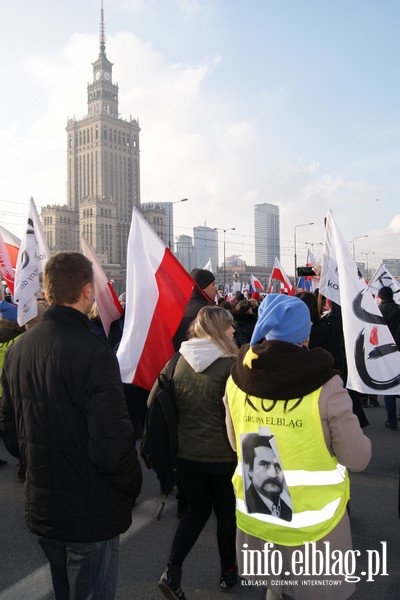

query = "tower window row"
[[89, 89, 117, 102], [69, 128, 138, 149]]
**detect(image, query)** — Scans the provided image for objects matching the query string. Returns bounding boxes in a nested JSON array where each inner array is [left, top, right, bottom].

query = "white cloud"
[[0, 24, 399, 274], [175, 0, 202, 15], [388, 214, 400, 233]]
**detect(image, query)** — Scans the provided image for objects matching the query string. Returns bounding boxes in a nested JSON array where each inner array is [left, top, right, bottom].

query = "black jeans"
[[169, 459, 237, 570]]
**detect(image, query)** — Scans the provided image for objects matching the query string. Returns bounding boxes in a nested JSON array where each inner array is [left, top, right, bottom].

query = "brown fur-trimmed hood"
[[231, 340, 340, 400]]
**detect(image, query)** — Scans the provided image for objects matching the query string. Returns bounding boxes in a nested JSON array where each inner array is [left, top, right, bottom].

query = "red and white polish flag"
[[0, 226, 20, 269], [0, 226, 20, 295], [269, 257, 295, 296], [250, 274, 264, 293], [117, 208, 195, 391]]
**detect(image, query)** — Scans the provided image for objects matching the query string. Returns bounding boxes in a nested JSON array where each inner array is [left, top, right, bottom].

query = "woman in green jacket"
[[152, 306, 239, 600]]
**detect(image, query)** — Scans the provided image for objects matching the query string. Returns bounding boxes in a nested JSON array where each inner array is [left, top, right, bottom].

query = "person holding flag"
[[172, 268, 217, 350], [376, 286, 400, 429]]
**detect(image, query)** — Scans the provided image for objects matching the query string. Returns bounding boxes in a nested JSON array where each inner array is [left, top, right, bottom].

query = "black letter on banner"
[[352, 290, 385, 325], [353, 290, 400, 389], [354, 331, 400, 390]]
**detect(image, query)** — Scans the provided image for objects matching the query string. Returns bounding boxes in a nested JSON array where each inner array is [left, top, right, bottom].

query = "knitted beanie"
[[378, 286, 393, 301], [250, 294, 311, 346], [190, 268, 215, 289]]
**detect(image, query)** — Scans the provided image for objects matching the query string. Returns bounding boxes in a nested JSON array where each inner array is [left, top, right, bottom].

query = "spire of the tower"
[[100, 0, 106, 54]]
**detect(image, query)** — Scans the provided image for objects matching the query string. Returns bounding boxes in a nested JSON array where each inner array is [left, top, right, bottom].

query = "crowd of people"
[[0, 257, 399, 600]]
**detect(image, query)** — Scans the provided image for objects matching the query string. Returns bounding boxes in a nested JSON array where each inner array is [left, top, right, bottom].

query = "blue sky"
[[0, 0, 399, 273]]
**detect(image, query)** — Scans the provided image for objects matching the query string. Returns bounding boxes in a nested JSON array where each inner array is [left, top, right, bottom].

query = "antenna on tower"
[[100, 0, 106, 53]]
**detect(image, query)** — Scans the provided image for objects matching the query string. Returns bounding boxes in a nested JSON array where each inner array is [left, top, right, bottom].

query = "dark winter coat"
[[172, 287, 213, 350], [233, 312, 258, 348], [379, 299, 400, 349], [0, 305, 142, 542]]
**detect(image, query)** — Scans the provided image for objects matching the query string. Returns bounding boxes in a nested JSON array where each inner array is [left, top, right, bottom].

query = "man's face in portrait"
[[249, 446, 284, 500]]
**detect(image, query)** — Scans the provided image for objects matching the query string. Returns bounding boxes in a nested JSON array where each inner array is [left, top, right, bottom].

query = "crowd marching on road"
[[0, 257, 400, 600]]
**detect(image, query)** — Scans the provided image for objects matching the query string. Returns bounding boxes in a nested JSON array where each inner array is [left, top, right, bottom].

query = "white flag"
[[322, 210, 400, 394], [80, 235, 123, 336], [319, 219, 341, 305], [14, 197, 50, 327], [306, 247, 317, 267], [203, 258, 214, 273], [368, 263, 400, 305]]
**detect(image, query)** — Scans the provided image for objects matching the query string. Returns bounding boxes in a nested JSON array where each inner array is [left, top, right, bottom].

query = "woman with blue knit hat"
[[224, 294, 371, 600]]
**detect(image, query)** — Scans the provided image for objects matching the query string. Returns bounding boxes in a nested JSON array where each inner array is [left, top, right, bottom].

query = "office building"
[[176, 235, 194, 272], [193, 226, 218, 270], [140, 203, 167, 245], [383, 258, 400, 278], [254, 203, 280, 268]]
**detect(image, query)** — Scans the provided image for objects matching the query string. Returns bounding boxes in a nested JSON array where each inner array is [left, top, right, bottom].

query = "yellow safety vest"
[[225, 376, 349, 546]]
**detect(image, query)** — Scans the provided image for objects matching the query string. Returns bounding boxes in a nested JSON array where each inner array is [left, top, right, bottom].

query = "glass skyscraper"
[[254, 203, 280, 268]]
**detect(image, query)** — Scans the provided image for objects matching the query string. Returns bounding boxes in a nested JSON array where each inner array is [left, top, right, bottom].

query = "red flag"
[[0, 227, 20, 295], [117, 208, 195, 391], [81, 235, 123, 336], [269, 258, 295, 296]]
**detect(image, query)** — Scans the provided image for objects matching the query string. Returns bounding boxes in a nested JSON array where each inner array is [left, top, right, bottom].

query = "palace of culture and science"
[[41, 7, 142, 289]]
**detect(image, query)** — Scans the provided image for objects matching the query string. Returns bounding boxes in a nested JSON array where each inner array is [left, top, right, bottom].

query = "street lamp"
[[361, 251, 375, 279], [168, 198, 188, 252], [294, 222, 314, 288], [214, 227, 236, 293], [305, 241, 323, 253], [352, 234, 368, 261]]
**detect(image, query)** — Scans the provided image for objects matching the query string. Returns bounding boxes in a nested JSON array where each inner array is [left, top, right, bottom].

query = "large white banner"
[[320, 210, 400, 394], [319, 216, 341, 306], [14, 197, 50, 326], [368, 263, 400, 305]]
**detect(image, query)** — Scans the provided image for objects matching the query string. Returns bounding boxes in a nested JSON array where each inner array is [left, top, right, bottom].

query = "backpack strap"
[[168, 351, 181, 379], [157, 351, 181, 460], [158, 351, 181, 388]]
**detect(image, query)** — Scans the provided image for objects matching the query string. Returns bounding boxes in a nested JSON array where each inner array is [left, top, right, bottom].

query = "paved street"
[[0, 398, 399, 599]]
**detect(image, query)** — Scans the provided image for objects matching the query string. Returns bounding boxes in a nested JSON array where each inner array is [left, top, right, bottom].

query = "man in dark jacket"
[[172, 268, 216, 351], [0, 252, 142, 600], [377, 286, 400, 429]]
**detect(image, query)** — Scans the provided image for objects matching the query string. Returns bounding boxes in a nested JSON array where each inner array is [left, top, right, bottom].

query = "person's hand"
[[312, 264, 321, 277]]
